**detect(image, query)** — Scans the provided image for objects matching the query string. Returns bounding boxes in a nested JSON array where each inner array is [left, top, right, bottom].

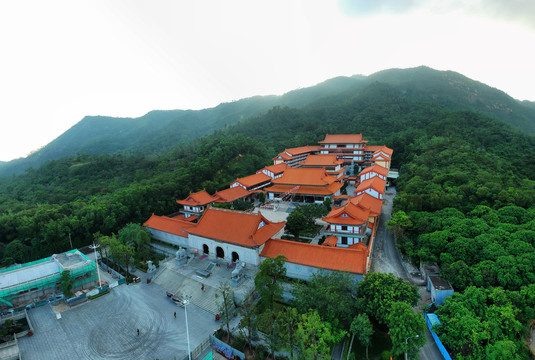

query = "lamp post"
[[89, 242, 102, 288], [183, 295, 192, 360], [405, 334, 419, 360]]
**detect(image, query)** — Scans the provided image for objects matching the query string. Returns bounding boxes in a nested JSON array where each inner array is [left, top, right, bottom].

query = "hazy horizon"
[[1, 0, 534, 162]]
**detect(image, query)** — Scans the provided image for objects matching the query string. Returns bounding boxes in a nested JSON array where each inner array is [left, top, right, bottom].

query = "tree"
[[356, 272, 419, 325], [257, 308, 281, 359], [254, 255, 287, 310], [295, 310, 334, 360], [347, 314, 373, 359], [5, 239, 27, 264], [279, 306, 300, 359], [118, 243, 135, 278], [233, 199, 254, 211], [285, 210, 308, 240], [298, 204, 328, 225], [99, 234, 118, 267], [216, 281, 234, 343], [323, 197, 332, 211], [118, 223, 151, 262], [293, 270, 357, 331], [59, 270, 74, 298], [238, 292, 256, 353], [387, 210, 413, 239], [386, 302, 426, 360]]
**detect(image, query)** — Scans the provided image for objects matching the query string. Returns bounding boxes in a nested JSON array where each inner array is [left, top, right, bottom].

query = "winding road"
[[370, 186, 444, 360]]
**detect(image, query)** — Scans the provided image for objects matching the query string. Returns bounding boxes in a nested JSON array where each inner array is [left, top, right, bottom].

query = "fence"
[[209, 335, 245, 360], [179, 336, 210, 360], [423, 312, 452, 360], [100, 262, 125, 280], [66, 293, 87, 306]]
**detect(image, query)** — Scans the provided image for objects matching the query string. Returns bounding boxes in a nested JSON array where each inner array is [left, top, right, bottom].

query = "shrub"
[[88, 289, 110, 300]]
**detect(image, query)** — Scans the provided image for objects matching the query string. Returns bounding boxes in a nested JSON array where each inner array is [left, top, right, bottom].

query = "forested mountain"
[[1, 66, 534, 177], [1, 70, 535, 357], [0, 76, 367, 177]]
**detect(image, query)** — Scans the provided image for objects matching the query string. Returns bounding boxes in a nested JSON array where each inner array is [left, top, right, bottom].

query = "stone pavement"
[[18, 278, 218, 360], [153, 256, 257, 313]]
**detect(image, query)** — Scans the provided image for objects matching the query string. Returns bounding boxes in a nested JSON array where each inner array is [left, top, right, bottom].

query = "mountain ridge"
[[0, 66, 533, 177]]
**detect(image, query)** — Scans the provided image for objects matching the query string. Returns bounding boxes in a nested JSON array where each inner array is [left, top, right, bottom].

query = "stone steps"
[[154, 262, 221, 315]]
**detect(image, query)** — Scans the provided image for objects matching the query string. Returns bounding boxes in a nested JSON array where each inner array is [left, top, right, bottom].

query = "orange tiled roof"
[[187, 208, 285, 247], [232, 173, 272, 188], [265, 182, 343, 196], [261, 239, 368, 274], [323, 201, 370, 225], [258, 163, 287, 175], [364, 145, 384, 153], [358, 164, 388, 177], [214, 186, 252, 203], [371, 153, 391, 161], [329, 168, 346, 176], [169, 214, 199, 222], [350, 193, 383, 217], [372, 146, 393, 157], [143, 214, 196, 237], [348, 242, 368, 251], [273, 152, 292, 161], [272, 146, 320, 161], [285, 145, 320, 155], [319, 134, 367, 144], [301, 154, 343, 167], [176, 190, 218, 206], [323, 235, 338, 247], [354, 177, 386, 194], [272, 168, 336, 187]]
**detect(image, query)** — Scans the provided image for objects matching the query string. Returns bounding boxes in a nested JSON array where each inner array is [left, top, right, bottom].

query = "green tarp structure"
[[0, 297, 13, 307], [201, 350, 213, 360]]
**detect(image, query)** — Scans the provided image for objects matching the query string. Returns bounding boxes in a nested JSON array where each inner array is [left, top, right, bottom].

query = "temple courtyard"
[[18, 270, 219, 360]]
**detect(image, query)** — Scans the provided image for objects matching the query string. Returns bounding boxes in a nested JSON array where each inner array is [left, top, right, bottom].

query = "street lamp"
[[89, 242, 102, 288], [183, 295, 193, 360], [405, 334, 419, 360]]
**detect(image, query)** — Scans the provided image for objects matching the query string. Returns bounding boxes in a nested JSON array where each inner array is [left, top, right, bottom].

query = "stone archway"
[[203, 244, 209, 255], [216, 246, 224, 259], [232, 251, 239, 263]]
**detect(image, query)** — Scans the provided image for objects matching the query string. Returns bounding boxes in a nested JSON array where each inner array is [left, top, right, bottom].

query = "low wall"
[[0, 309, 34, 340], [0, 334, 19, 360], [423, 312, 452, 360]]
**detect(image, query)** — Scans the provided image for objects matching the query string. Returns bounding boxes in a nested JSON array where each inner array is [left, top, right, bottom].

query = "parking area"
[[18, 278, 218, 360]]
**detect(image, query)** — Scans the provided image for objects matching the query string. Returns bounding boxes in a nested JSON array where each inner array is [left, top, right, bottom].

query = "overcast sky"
[[1, 0, 534, 162]]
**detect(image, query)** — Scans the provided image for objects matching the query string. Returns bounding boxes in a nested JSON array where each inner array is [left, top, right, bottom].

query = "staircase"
[[154, 261, 222, 315]]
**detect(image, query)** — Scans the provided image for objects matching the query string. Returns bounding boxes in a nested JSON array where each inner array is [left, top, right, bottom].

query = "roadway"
[[371, 186, 444, 360]]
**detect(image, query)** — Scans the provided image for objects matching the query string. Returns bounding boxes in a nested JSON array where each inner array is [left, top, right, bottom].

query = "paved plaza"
[[18, 277, 218, 360]]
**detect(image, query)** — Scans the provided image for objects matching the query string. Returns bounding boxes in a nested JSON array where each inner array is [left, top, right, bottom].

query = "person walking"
[[201, 284, 205, 292], [137, 328, 140, 336], [174, 311, 176, 318]]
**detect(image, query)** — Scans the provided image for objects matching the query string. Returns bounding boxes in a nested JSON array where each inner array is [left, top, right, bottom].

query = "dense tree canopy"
[[356, 272, 420, 325]]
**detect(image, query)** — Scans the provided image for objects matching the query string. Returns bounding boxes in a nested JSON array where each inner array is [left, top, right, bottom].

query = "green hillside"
[[1, 66, 533, 177], [369, 66, 535, 132]]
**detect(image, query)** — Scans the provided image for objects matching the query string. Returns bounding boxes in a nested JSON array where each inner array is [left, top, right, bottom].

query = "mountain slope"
[[0, 66, 533, 177], [368, 66, 535, 133]]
